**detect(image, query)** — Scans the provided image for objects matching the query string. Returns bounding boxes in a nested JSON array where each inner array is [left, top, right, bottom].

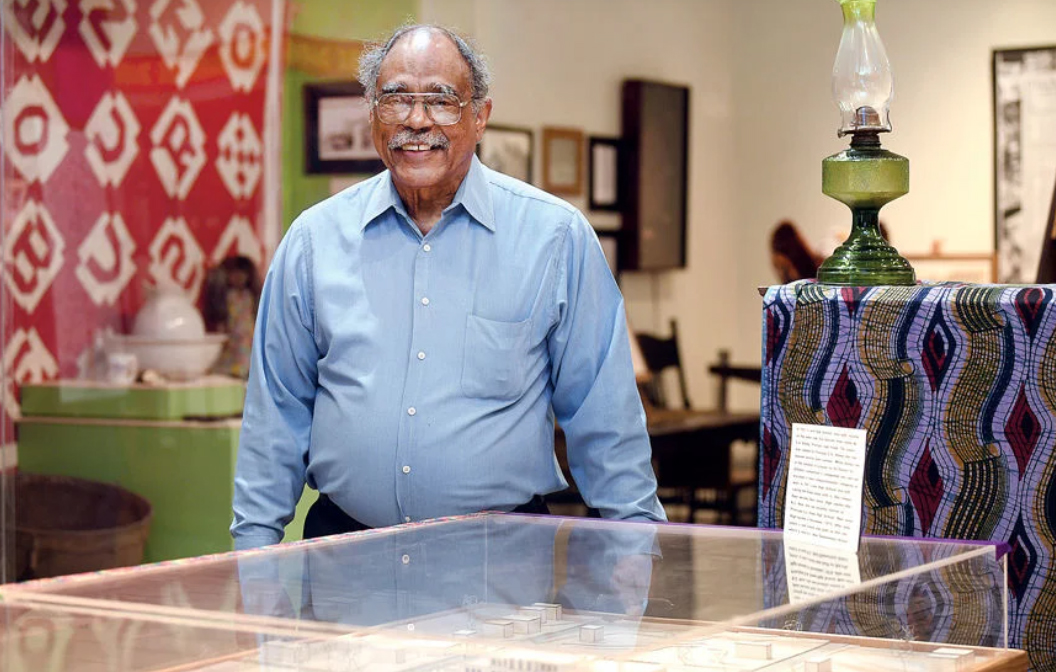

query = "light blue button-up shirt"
[[232, 156, 665, 549]]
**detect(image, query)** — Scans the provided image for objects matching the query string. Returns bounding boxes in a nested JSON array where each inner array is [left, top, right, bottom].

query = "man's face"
[[370, 30, 491, 198]]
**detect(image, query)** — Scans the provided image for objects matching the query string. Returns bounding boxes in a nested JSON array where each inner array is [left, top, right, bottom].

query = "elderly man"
[[231, 24, 665, 549]]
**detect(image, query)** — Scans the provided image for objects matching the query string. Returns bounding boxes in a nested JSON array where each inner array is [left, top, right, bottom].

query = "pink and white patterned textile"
[[1, 0, 283, 419]]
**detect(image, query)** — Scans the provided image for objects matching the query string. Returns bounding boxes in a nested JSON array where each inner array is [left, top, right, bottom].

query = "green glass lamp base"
[[816, 208, 916, 285], [817, 140, 916, 286]]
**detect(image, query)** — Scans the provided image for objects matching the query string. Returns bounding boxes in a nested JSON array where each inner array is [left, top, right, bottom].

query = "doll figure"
[[202, 256, 261, 379]]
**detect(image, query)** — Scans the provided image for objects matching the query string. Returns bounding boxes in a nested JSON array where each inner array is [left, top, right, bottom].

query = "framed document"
[[478, 124, 533, 183], [304, 81, 384, 175], [542, 127, 584, 196], [589, 136, 621, 212]]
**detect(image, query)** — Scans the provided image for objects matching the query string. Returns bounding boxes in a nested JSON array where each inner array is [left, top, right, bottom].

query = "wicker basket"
[[15, 473, 152, 581]]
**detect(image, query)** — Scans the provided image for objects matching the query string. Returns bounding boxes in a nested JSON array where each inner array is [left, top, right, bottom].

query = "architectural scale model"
[[186, 600, 1021, 672]]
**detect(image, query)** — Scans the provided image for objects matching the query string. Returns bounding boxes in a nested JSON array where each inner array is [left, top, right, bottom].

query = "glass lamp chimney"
[[832, 0, 893, 137], [816, 0, 914, 286]]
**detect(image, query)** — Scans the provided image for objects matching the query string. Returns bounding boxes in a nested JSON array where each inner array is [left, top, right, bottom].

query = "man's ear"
[[474, 98, 493, 142]]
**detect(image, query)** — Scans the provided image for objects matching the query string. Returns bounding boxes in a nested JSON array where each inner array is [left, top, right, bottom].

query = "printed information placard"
[[783, 423, 867, 552]]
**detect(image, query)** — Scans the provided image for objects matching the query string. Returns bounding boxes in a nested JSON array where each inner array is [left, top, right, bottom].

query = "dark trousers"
[[303, 494, 551, 540]]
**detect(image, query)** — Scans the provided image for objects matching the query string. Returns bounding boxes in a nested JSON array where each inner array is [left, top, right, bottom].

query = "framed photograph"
[[904, 253, 996, 284], [542, 127, 584, 196], [477, 124, 533, 183], [589, 136, 621, 212], [993, 45, 1056, 282], [304, 81, 385, 174], [597, 231, 620, 278]]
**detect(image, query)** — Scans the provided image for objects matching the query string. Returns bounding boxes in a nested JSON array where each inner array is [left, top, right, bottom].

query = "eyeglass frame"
[[372, 92, 474, 126]]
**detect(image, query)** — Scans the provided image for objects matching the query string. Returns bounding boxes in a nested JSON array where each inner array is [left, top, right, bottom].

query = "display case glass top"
[[0, 514, 1026, 671]]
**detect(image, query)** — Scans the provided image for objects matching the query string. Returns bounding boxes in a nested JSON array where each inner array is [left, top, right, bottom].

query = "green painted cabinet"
[[17, 380, 316, 563]]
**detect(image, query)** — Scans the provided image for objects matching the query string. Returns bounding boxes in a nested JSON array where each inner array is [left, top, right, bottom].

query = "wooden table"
[[644, 407, 760, 491], [554, 407, 761, 521]]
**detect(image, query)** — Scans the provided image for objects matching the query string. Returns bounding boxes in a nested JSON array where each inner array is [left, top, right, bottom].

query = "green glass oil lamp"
[[816, 0, 915, 286]]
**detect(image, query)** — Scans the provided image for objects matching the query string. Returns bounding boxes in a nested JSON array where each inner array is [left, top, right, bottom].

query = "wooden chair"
[[635, 321, 692, 411], [635, 319, 761, 525]]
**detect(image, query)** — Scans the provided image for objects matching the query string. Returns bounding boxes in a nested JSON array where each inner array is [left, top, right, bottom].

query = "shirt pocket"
[[461, 314, 533, 401]]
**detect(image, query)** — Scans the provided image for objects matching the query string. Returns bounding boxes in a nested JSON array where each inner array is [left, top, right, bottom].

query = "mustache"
[[388, 130, 450, 150]]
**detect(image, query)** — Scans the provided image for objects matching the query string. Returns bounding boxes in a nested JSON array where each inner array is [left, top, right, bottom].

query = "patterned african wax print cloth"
[[759, 280, 1056, 669]]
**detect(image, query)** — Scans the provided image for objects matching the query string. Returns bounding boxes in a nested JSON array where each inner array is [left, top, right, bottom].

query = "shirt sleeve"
[[547, 212, 666, 522], [231, 221, 320, 549]]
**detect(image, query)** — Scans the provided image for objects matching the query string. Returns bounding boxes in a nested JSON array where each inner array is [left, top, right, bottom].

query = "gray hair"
[[358, 24, 491, 112]]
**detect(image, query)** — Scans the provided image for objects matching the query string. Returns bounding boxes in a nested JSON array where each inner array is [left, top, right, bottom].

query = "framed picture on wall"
[[588, 136, 621, 212], [304, 81, 385, 174], [993, 45, 1056, 282], [542, 127, 584, 196], [477, 124, 533, 183]]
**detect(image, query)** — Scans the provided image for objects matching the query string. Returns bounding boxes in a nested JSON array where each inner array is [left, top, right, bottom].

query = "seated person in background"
[[770, 220, 822, 283]]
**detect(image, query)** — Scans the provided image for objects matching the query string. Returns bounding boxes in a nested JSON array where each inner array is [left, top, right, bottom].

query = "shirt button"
[[405, 516, 411, 522], [402, 465, 411, 474], [421, 297, 430, 306], [402, 554, 411, 564], [423, 243, 432, 252], [407, 407, 416, 416], [417, 351, 426, 360]]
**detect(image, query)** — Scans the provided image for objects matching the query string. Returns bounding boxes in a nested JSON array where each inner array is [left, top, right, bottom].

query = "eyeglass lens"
[[377, 94, 463, 125]]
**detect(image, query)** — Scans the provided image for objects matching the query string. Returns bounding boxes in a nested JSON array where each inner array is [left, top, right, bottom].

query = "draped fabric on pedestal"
[[760, 281, 1056, 668], [1, 0, 282, 420]]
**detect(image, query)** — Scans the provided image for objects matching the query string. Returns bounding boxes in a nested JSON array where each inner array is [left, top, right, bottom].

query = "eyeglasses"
[[374, 92, 470, 126]]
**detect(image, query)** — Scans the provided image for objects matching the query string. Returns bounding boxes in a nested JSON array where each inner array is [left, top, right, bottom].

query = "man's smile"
[[388, 129, 450, 155]]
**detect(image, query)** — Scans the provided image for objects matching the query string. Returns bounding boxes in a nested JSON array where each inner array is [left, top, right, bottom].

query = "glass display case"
[[0, 513, 1027, 671]]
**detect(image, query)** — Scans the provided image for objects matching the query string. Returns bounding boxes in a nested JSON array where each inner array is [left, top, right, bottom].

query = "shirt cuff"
[[233, 531, 283, 552]]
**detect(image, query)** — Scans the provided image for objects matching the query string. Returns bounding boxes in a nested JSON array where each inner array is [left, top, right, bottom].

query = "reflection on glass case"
[[0, 514, 1027, 671]]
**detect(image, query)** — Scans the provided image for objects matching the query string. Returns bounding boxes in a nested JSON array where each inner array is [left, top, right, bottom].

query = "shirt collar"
[[360, 172, 404, 230], [446, 155, 495, 231], [360, 155, 495, 232]]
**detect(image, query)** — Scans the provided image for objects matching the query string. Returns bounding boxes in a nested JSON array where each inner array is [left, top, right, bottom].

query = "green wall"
[[282, 0, 418, 231], [290, 0, 416, 42], [283, 68, 333, 231]]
